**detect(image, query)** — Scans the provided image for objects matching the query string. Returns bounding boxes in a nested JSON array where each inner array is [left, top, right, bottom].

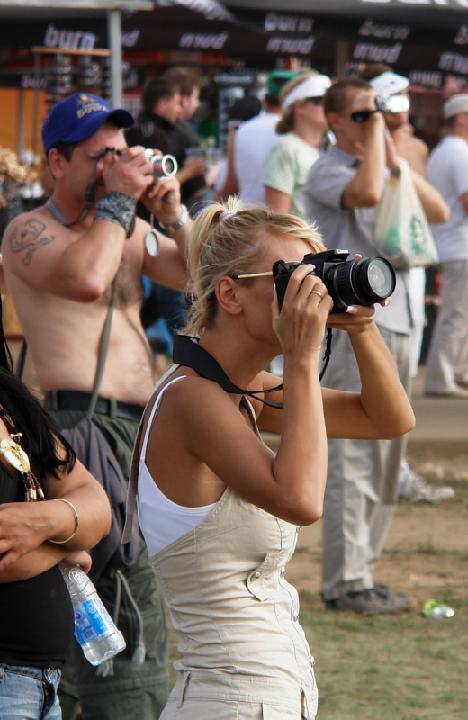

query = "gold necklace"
[[0, 410, 44, 501]]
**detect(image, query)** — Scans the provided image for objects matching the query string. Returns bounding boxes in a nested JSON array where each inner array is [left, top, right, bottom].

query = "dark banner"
[[0, 19, 108, 50], [226, 0, 468, 28]]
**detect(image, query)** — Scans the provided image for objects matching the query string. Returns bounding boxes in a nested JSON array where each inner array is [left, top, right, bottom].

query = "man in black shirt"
[[163, 67, 207, 207], [127, 76, 205, 206], [127, 76, 198, 350]]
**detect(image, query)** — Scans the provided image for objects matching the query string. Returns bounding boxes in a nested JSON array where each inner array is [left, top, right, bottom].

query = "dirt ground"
[[287, 443, 468, 612]]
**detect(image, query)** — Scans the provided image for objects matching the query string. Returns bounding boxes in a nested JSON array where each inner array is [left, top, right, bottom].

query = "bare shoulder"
[[3, 205, 59, 268], [412, 135, 428, 160], [156, 370, 232, 421]]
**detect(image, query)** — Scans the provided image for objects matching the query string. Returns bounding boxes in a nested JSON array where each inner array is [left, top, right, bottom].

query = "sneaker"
[[399, 471, 455, 503], [425, 386, 468, 399], [324, 587, 410, 615]]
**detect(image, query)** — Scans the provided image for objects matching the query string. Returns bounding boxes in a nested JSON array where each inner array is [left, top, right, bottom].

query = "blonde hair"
[[185, 197, 325, 335], [276, 70, 317, 135]]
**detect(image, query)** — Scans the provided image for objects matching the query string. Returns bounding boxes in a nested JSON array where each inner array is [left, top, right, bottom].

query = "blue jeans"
[[0, 664, 61, 719]]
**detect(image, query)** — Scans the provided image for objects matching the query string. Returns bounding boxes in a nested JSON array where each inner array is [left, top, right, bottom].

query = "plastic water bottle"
[[60, 564, 126, 665]]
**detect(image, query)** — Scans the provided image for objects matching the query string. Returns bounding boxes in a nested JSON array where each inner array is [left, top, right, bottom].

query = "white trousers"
[[425, 259, 468, 392], [320, 327, 410, 599]]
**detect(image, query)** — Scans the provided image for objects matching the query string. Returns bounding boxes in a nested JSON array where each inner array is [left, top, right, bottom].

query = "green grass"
[[300, 604, 468, 720]]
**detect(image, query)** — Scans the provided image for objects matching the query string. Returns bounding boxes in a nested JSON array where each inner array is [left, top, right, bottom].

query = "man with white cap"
[[365, 66, 455, 502], [303, 78, 448, 615], [425, 93, 468, 398], [366, 68, 427, 175], [264, 71, 331, 218]]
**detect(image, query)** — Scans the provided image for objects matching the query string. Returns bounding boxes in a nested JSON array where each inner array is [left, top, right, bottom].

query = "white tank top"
[[138, 375, 217, 556]]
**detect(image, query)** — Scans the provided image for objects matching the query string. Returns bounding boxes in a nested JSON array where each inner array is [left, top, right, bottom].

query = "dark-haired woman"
[[0, 296, 111, 719]]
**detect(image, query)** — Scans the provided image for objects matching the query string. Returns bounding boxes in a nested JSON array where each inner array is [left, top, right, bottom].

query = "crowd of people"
[[0, 61, 466, 719]]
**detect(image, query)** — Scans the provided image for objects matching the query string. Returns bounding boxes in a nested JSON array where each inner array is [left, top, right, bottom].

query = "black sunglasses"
[[304, 96, 324, 106], [350, 109, 376, 123]]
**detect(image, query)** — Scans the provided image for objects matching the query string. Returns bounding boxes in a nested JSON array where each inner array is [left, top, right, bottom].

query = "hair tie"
[[220, 210, 237, 222]]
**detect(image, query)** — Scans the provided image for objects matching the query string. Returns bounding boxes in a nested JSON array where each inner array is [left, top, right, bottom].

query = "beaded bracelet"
[[95, 192, 137, 235], [49, 498, 79, 545]]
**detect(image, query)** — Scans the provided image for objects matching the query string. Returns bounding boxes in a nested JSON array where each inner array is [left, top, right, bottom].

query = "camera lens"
[[328, 256, 395, 312], [151, 154, 177, 178], [366, 258, 394, 296]]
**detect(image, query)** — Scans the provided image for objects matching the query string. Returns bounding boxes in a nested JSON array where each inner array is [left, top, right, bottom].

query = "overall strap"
[[86, 281, 116, 418]]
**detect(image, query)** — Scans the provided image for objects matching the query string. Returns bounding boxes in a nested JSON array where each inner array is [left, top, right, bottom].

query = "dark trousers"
[[46, 394, 169, 720]]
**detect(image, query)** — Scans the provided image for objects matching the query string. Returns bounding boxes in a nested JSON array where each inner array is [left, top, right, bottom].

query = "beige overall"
[[125, 366, 319, 719]]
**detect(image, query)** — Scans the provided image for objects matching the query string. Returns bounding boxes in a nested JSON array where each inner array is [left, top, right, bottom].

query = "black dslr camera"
[[273, 249, 396, 313]]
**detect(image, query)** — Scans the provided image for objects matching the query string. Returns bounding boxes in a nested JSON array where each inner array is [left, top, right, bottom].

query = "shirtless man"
[[2, 92, 191, 720]]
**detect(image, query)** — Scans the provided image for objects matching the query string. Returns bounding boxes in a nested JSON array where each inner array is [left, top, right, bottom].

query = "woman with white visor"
[[264, 71, 331, 218]]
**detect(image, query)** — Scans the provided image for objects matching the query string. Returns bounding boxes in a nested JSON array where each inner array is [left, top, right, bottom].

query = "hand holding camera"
[[274, 250, 395, 313], [98, 146, 178, 201], [273, 264, 333, 359], [101, 146, 155, 200], [273, 250, 395, 353]]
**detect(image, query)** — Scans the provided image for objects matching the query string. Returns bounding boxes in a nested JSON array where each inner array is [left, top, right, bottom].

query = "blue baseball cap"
[[42, 92, 134, 154]]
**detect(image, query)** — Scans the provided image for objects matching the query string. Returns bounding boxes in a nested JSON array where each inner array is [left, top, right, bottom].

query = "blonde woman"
[[264, 71, 331, 218], [133, 199, 415, 719]]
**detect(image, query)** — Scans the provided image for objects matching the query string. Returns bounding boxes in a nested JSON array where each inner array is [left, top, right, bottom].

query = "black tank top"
[[0, 465, 75, 668]]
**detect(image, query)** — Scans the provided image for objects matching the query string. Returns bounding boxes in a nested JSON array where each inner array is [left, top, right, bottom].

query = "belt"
[[44, 390, 144, 421]]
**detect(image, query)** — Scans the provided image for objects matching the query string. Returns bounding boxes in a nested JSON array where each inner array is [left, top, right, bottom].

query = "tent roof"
[[223, 0, 468, 28], [0, 0, 152, 20]]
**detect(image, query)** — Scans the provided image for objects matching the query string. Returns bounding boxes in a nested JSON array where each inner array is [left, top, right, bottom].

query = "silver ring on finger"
[[311, 290, 323, 300]]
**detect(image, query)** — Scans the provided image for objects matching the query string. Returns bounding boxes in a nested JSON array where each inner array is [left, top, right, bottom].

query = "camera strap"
[[173, 330, 333, 411], [172, 335, 284, 409]]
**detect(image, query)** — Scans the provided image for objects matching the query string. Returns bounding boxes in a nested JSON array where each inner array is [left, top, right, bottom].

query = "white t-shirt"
[[234, 112, 279, 204], [427, 135, 468, 262]]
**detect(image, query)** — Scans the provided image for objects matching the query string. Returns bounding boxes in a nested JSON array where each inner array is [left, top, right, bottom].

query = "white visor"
[[370, 71, 409, 97], [282, 75, 331, 110]]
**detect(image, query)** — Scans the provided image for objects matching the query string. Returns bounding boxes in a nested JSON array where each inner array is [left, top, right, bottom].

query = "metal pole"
[[16, 88, 25, 160], [31, 51, 41, 159], [107, 10, 122, 107]]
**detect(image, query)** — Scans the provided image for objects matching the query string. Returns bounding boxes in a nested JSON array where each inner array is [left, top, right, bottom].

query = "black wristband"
[[95, 192, 137, 234]]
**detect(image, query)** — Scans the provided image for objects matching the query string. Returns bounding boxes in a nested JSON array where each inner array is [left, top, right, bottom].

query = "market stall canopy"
[[152, 0, 234, 21], [121, 0, 263, 55], [0, 0, 152, 48], [224, 0, 468, 28], [222, 0, 468, 84], [0, 0, 152, 19]]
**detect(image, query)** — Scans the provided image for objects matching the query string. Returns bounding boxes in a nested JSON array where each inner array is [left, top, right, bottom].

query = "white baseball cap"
[[369, 71, 409, 97], [443, 94, 468, 119]]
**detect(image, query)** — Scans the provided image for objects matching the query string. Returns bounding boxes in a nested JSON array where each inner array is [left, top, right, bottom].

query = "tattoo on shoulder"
[[8, 219, 54, 266]]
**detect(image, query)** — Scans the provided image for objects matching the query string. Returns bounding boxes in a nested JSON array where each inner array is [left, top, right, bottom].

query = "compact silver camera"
[[375, 94, 410, 114], [143, 149, 178, 179]]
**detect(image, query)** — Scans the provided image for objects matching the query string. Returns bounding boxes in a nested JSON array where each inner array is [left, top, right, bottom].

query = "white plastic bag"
[[374, 159, 438, 269]]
